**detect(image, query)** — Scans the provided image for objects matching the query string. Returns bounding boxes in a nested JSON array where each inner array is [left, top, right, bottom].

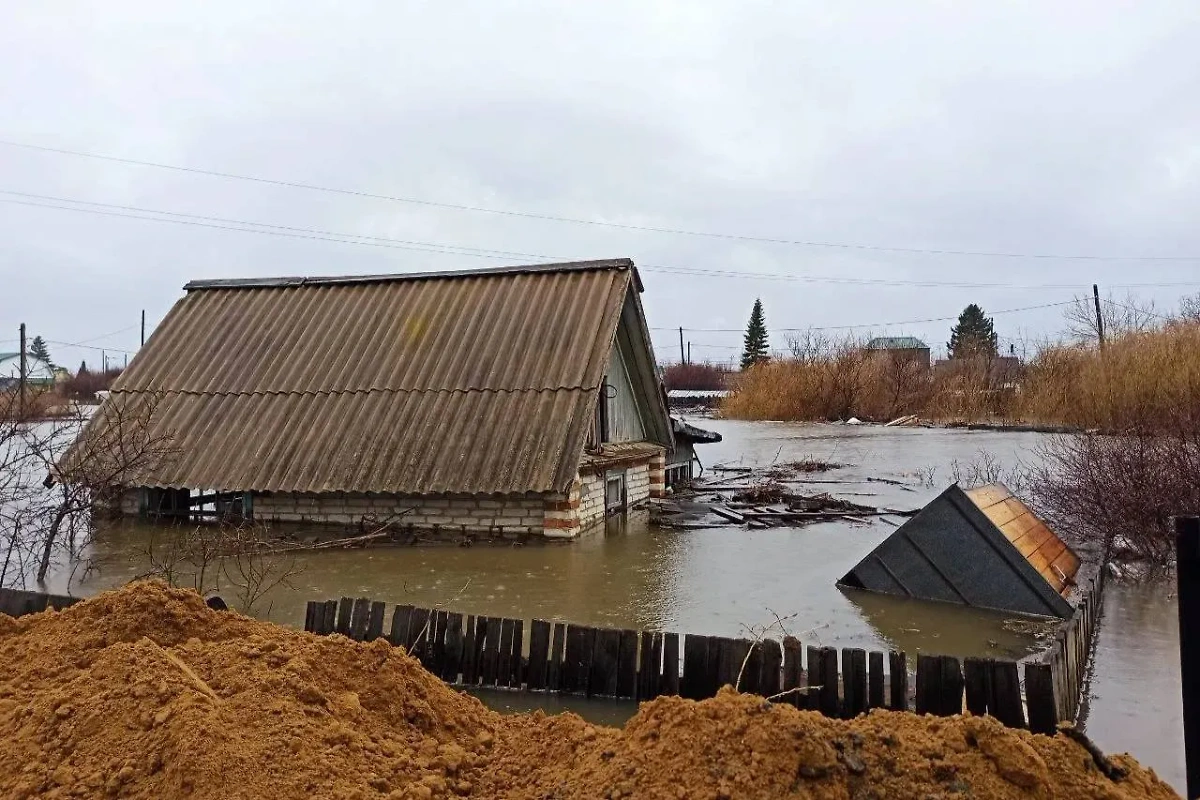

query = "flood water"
[[15, 418, 1187, 790], [1082, 578, 1185, 794], [62, 420, 1056, 662]]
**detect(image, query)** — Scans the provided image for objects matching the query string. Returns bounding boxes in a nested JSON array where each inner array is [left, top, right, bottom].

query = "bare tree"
[[1179, 292, 1200, 324], [0, 391, 175, 589], [1063, 290, 1160, 344]]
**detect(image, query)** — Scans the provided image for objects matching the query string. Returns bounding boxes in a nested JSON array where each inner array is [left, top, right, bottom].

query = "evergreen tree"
[[947, 304, 998, 358], [740, 298, 769, 369], [78, 361, 89, 375], [29, 335, 51, 366]]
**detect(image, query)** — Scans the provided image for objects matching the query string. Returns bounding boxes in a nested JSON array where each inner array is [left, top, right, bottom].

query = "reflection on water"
[[466, 687, 637, 727], [1083, 579, 1184, 795], [61, 421, 1051, 662]]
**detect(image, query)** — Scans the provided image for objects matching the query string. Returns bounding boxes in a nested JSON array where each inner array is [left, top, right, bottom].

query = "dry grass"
[[723, 322, 1200, 432], [1014, 321, 1200, 431]]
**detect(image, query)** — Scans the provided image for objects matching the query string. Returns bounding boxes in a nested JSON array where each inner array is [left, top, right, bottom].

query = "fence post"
[[1176, 515, 1200, 800]]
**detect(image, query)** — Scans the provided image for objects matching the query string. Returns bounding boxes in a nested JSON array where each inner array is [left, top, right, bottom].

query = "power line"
[[7, 189, 1200, 292], [6, 137, 1200, 263]]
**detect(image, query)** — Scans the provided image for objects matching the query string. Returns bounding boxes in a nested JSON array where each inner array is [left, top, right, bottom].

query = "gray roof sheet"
[[74, 259, 648, 495]]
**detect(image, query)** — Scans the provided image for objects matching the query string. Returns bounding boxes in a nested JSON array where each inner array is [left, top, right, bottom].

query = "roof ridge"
[[108, 385, 602, 398], [183, 258, 634, 291]]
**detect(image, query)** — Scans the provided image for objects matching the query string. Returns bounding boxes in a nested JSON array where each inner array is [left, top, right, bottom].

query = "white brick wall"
[[251, 492, 546, 536], [626, 463, 651, 505], [578, 473, 607, 528]]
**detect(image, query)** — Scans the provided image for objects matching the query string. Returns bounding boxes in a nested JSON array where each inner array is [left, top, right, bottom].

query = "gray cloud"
[[1, 1, 1198, 366]]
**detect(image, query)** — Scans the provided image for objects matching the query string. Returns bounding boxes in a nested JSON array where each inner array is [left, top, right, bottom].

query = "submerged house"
[[838, 483, 1080, 618], [865, 337, 931, 370], [72, 259, 674, 538], [666, 417, 722, 487]]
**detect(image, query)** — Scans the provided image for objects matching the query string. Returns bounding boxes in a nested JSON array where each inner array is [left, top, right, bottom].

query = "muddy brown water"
[[15, 419, 1186, 793]]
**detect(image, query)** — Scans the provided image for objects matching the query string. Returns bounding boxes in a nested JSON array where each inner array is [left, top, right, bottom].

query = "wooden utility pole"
[[141, 309, 146, 347], [687, 342, 691, 366], [18, 323, 26, 419], [679, 326, 685, 365], [1092, 284, 1105, 350], [1178, 515, 1200, 800]]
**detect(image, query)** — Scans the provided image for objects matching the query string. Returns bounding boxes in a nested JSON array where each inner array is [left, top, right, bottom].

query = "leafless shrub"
[[0, 391, 175, 589], [1062, 290, 1159, 344], [138, 520, 303, 618]]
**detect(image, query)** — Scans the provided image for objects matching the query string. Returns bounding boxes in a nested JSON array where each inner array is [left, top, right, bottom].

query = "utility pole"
[[18, 323, 26, 419], [679, 326, 685, 365], [141, 309, 146, 347], [1092, 284, 1106, 350], [687, 342, 691, 366]]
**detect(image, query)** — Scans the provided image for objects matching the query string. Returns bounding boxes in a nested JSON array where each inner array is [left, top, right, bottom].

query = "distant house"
[[0, 353, 55, 389], [934, 355, 1023, 388], [865, 337, 931, 369], [67, 259, 674, 538]]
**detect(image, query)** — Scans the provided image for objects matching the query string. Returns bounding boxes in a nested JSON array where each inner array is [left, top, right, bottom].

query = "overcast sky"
[[2, 2, 1199, 368]]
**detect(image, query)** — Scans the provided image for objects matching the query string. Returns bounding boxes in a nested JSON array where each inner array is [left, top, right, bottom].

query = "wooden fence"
[[304, 596, 1070, 734], [0, 587, 81, 617], [1040, 571, 1106, 724]]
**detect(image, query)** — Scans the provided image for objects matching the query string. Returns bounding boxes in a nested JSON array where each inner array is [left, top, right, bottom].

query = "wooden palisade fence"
[[304, 596, 1076, 735], [1040, 572, 1106, 724], [0, 587, 81, 617]]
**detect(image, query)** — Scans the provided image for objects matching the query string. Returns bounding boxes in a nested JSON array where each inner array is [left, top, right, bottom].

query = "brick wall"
[[578, 473, 607, 529], [251, 491, 549, 536], [626, 463, 651, 505]]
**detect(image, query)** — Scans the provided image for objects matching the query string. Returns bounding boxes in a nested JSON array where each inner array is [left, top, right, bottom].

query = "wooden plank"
[[963, 658, 990, 716], [436, 610, 452, 676], [889, 651, 908, 711], [760, 638, 783, 698], [990, 660, 1026, 729], [443, 612, 464, 683], [527, 620, 551, 691], [868, 651, 885, 709], [366, 601, 386, 642], [705, 635, 722, 697], [662, 633, 680, 696], [940, 656, 964, 716], [806, 645, 822, 711], [681, 635, 708, 699], [498, 619, 515, 688], [482, 617, 502, 687], [511, 619, 525, 688], [637, 632, 656, 700], [1025, 662, 1057, 735], [915, 654, 940, 715], [843, 648, 867, 718], [304, 601, 319, 633], [548, 623, 566, 692], [350, 598, 371, 641], [715, 637, 738, 691], [649, 633, 664, 699], [617, 629, 638, 699], [336, 597, 354, 636], [389, 605, 413, 647], [461, 615, 478, 685], [592, 628, 621, 697], [782, 637, 803, 708], [563, 626, 589, 694], [742, 639, 763, 695], [321, 600, 338, 635], [582, 628, 598, 698], [818, 647, 840, 717]]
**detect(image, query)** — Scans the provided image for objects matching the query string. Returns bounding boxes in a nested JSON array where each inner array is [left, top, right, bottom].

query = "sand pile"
[[0, 583, 1180, 799]]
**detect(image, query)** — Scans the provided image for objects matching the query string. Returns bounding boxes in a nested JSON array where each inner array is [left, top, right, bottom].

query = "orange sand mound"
[[0, 582, 1179, 799]]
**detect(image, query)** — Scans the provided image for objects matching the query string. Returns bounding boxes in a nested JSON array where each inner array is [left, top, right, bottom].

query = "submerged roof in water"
[[838, 483, 1079, 618], [70, 259, 671, 495]]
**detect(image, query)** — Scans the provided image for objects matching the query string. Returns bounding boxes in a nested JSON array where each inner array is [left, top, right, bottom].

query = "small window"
[[605, 472, 626, 513]]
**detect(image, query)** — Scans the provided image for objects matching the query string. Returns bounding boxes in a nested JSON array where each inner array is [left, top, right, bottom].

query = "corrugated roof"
[[75, 259, 656, 495], [866, 336, 928, 350], [965, 484, 1080, 595]]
